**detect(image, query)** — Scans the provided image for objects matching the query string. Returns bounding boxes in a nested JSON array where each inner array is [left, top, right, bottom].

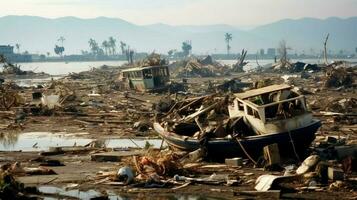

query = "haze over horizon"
[[0, 0, 356, 27], [0, 0, 356, 55]]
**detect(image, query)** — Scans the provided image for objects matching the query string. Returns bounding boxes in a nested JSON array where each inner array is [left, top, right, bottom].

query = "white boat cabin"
[[228, 84, 314, 135]]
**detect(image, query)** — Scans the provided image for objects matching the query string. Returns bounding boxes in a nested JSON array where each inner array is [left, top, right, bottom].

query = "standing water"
[[0, 132, 164, 151], [16, 61, 127, 76]]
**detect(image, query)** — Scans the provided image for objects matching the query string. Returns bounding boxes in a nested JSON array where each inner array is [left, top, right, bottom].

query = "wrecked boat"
[[121, 65, 170, 92], [154, 84, 321, 159]]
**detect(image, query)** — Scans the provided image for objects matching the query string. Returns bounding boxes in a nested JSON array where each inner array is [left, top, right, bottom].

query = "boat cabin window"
[[141, 67, 169, 79], [265, 98, 306, 121], [238, 102, 244, 111], [246, 105, 261, 120], [126, 71, 143, 79], [143, 69, 153, 79], [151, 67, 169, 77], [247, 106, 253, 115], [253, 110, 261, 119], [152, 68, 159, 77], [162, 68, 169, 76]]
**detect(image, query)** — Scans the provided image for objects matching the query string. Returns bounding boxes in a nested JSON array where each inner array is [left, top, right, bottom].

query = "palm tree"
[[224, 33, 232, 55], [120, 41, 127, 55], [58, 36, 65, 47], [102, 40, 109, 55], [15, 44, 21, 54], [54, 45, 65, 57], [88, 39, 99, 55], [108, 37, 117, 55]]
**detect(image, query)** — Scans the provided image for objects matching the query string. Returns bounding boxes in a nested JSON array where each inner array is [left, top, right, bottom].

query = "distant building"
[[267, 48, 276, 57], [0, 45, 14, 55], [0, 45, 32, 62], [260, 49, 265, 56]]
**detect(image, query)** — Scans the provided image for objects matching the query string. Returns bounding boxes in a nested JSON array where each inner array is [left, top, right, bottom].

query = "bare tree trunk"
[[323, 33, 330, 65]]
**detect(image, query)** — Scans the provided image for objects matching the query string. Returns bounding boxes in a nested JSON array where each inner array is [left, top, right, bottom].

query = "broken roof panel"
[[234, 84, 292, 99]]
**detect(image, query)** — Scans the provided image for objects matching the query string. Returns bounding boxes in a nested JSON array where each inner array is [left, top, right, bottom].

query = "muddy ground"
[[0, 64, 356, 199]]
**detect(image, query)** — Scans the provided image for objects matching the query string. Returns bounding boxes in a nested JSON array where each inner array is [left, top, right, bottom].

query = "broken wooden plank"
[[263, 143, 281, 166], [91, 151, 144, 162], [182, 102, 219, 122], [18, 174, 87, 185]]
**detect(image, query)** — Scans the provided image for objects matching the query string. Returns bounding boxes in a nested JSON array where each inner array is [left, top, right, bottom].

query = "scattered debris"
[[0, 56, 356, 199], [173, 57, 231, 78], [324, 63, 355, 88]]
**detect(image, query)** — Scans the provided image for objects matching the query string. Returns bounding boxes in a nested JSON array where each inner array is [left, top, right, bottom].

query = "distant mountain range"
[[0, 15, 356, 55]]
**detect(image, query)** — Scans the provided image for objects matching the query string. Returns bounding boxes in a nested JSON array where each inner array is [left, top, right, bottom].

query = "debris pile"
[[175, 59, 215, 77], [325, 98, 357, 114], [270, 60, 293, 72], [158, 94, 232, 140], [121, 53, 167, 69], [67, 65, 119, 83], [134, 149, 183, 178], [172, 56, 231, 78], [324, 64, 355, 88], [291, 62, 320, 72], [46, 81, 77, 105], [255, 136, 357, 192], [0, 83, 23, 110], [265, 60, 322, 74], [210, 78, 252, 93], [138, 53, 167, 67]]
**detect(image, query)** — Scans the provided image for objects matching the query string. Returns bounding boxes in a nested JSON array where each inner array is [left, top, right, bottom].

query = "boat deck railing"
[[237, 95, 307, 123]]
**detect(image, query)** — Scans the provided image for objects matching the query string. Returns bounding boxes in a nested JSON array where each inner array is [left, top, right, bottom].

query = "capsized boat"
[[154, 84, 321, 159]]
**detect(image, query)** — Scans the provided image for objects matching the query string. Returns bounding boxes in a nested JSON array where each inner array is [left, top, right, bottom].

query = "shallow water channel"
[[0, 132, 164, 151], [38, 185, 225, 200]]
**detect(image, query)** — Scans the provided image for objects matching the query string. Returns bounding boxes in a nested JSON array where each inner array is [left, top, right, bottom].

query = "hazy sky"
[[0, 0, 356, 27]]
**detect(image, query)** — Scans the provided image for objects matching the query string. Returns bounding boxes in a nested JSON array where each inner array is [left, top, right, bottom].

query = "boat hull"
[[154, 120, 321, 160]]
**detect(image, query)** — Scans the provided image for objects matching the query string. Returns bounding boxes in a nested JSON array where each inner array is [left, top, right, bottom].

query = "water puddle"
[[13, 76, 63, 87], [0, 132, 164, 151], [38, 186, 226, 200], [38, 186, 102, 199]]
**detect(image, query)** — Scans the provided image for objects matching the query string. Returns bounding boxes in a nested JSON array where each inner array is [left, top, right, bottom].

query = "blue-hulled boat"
[[154, 84, 321, 159]]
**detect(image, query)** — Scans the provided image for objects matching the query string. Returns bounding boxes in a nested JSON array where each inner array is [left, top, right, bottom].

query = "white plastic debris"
[[117, 166, 134, 184], [296, 155, 320, 174], [41, 95, 60, 109], [255, 174, 280, 191]]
